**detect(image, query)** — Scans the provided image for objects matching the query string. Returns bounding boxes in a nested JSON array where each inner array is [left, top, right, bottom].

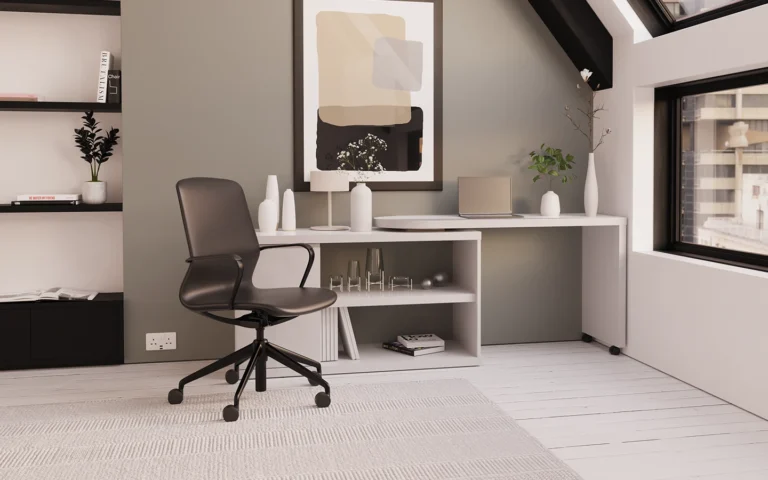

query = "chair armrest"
[[185, 253, 244, 309], [259, 244, 315, 288]]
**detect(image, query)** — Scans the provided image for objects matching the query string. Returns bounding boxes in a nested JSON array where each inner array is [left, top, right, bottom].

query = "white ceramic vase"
[[265, 175, 279, 227], [258, 199, 278, 234], [540, 190, 560, 218], [584, 152, 598, 217], [82, 181, 107, 204], [350, 182, 372, 232], [282, 189, 296, 231]]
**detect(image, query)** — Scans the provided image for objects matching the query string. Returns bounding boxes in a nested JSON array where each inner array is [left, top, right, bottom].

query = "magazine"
[[0, 288, 98, 303]]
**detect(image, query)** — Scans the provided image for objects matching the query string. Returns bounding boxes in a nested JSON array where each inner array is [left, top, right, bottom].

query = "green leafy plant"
[[528, 144, 576, 190], [74, 111, 120, 182]]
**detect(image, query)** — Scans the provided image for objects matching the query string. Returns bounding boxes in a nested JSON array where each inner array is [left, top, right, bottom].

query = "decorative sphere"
[[420, 278, 433, 290], [432, 272, 448, 286]]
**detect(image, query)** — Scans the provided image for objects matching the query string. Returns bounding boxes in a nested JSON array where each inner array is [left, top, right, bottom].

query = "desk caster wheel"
[[315, 392, 331, 408], [168, 388, 183, 405], [609, 346, 621, 356], [223, 405, 239, 422], [581, 333, 594, 343], [225, 369, 239, 385]]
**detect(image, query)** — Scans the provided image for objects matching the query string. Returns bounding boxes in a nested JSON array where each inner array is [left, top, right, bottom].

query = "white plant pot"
[[282, 189, 296, 231], [540, 190, 560, 218], [584, 153, 599, 217], [82, 181, 107, 204], [350, 182, 372, 232], [265, 175, 279, 227], [258, 199, 278, 234]]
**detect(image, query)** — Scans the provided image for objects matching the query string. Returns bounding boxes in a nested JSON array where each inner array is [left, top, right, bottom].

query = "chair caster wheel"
[[609, 346, 621, 356], [309, 374, 321, 386], [168, 388, 183, 405], [223, 405, 239, 422], [225, 369, 239, 385], [315, 392, 331, 408], [581, 333, 594, 343]]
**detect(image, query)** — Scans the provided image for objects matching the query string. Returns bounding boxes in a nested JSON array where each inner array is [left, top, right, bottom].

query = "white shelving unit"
[[235, 229, 482, 378]]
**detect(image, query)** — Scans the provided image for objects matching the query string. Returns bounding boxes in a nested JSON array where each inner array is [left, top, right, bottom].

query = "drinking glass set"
[[328, 248, 413, 291]]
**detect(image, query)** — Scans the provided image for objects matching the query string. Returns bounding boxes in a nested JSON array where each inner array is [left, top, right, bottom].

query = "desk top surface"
[[374, 214, 626, 230], [256, 228, 481, 245]]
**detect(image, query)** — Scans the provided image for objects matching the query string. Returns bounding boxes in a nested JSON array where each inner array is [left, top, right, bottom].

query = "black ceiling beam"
[[528, 0, 613, 91]]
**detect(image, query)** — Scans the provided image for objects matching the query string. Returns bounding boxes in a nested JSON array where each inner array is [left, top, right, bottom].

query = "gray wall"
[[122, 0, 588, 363]]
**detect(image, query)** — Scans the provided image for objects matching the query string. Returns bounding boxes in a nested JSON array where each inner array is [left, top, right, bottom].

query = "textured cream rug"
[[0, 379, 580, 479]]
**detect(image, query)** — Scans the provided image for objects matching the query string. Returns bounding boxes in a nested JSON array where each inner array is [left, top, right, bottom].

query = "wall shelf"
[[0, 101, 121, 112], [0, 1, 120, 16], [0, 203, 123, 213]]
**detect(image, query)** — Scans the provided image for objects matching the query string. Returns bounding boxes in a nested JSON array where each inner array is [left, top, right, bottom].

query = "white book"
[[339, 307, 359, 360], [397, 334, 445, 349], [0, 287, 98, 303], [17, 194, 81, 201], [96, 51, 112, 103]]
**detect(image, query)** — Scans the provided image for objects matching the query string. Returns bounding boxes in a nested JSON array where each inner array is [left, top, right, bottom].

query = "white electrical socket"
[[146, 332, 177, 351]]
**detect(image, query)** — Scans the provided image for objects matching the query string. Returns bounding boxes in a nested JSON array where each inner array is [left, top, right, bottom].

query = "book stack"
[[13, 194, 81, 206], [382, 334, 445, 357]]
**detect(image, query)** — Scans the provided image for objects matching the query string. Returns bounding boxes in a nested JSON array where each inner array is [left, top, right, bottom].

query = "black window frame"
[[628, 0, 768, 37], [656, 67, 768, 272]]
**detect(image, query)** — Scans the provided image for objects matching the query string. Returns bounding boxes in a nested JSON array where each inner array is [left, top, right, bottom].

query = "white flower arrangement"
[[336, 133, 388, 182], [565, 68, 612, 153]]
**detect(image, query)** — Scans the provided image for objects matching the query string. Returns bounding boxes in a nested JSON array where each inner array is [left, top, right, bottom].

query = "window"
[[656, 68, 768, 270], [628, 0, 768, 36]]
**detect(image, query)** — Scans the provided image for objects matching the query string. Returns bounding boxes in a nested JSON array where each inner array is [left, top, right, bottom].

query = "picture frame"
[[293, 0, 443, 191]]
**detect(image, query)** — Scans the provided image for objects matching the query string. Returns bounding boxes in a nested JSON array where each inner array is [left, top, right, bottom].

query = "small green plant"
[[74, 111, 120, 182], [528, 144, 576, 190]]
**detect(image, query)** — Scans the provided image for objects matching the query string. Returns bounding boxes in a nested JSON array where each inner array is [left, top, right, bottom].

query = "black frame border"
[[628, 0, 768, 37], [656, 67, 768, 272], [293, 0, 444, 192]]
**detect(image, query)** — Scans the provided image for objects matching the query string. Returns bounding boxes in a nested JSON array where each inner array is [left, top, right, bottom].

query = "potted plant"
[[564, 68, 612, 216], [74, 111, 120, 204], [335, 133, 387, 232], [528, 144, 576, 217]]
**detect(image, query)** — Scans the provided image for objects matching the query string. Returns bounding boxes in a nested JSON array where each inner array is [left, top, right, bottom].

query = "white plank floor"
[[1, 341, 766, 480]]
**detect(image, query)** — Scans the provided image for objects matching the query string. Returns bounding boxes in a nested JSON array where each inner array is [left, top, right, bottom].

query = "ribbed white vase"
[[584, 153, 598, 217], [540, 191, 560, 218], [350, 182, 372, 232], [258, 199, 278, 234], [265, 175, 279, 227], [282, 189, 296, 231]]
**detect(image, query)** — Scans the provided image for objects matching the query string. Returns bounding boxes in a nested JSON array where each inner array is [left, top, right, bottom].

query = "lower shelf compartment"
[[265, 341, 479, 378]]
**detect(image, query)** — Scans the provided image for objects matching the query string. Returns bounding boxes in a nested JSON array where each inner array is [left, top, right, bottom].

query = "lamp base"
[[310, 225, 350, 231]]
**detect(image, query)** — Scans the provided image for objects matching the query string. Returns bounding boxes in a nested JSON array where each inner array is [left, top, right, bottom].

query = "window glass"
[[680, 84, 768, 255], [662, 0, 746, 20]]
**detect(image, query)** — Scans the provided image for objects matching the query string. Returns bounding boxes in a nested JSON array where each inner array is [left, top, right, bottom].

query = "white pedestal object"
[[258, 199, 278, 234], [265, 175, 279, 226], [282, 189, 296, 231], [540, 191, 560, 217], [584, 153, 598, 217], [82, 181, 107, 204], [350, 182, 372, 232]]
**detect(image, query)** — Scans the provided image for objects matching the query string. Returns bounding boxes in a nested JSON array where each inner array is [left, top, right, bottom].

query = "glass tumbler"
[[365, 247, 385, 291], [347, 260, 361, 291]]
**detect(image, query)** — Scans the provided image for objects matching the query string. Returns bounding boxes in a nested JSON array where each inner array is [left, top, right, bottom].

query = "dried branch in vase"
[[563, 69, 612, 153]]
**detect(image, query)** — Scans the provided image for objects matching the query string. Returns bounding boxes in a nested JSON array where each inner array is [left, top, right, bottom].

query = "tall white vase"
[[265, 175, 279, 227], [540, 191, 561, 217], [258, 199, 278, 234], [282, 189, 296, 231], [350, 182, 372, 232], [584, 153, 598, 217]]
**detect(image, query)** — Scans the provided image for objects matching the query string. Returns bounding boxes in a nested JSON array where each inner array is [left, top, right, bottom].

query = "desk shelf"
[[334, 286, 476, 308], [322, 341, 479, 375]]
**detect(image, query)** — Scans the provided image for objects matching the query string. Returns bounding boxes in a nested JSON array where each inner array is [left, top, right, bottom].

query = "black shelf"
[[0, 0, 120, 16], [0, 101, 120, 112], [0, 203, 122, 213]]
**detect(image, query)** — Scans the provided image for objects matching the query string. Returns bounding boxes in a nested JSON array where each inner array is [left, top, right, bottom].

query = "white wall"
[[588, 0, 768, 419], [0, 12, 123, 293]]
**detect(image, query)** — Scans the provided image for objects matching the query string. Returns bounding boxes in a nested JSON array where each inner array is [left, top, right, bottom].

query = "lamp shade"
[[310, 171, 349, 192]]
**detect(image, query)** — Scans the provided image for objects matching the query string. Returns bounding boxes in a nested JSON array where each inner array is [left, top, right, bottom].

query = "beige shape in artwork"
[[316, 11, 411, 126]]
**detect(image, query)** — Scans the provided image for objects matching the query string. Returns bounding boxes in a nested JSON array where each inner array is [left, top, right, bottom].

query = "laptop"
[[458, 177, 516, 218]]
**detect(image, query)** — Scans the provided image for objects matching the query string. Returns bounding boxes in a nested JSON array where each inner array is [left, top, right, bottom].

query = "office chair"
[[168, 177, 337, 422]]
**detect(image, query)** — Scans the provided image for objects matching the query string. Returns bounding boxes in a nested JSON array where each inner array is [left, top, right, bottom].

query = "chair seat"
[[234, 286, 337, 317]]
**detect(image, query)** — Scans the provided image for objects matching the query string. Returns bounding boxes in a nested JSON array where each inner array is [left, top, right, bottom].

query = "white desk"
[[374, 214, 628, 352]]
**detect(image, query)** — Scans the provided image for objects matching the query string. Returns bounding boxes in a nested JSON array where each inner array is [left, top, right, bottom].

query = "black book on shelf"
[[107, 70, 121, 104]]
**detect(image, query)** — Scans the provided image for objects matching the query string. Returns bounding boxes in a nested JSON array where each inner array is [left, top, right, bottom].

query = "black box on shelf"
[[107, 70, 121, 104]]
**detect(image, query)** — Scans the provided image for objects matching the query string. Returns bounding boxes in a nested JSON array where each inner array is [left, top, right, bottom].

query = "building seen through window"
[[662, 0, 747, 20]]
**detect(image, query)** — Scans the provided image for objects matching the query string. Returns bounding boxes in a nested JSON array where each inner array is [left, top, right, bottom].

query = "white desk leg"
[[453, 238, 481, 358], [582, 225, 627, 353]]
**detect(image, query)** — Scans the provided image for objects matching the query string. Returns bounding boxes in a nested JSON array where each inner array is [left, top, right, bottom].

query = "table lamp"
[[310, 171, 350, 231]]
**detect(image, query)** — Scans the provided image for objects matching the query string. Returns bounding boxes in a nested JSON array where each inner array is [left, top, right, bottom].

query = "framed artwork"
[[293, 0, 443, 191]]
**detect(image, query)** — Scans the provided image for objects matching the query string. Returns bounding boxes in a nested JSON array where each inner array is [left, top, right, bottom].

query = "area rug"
[[0, 379, 581, 479]]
